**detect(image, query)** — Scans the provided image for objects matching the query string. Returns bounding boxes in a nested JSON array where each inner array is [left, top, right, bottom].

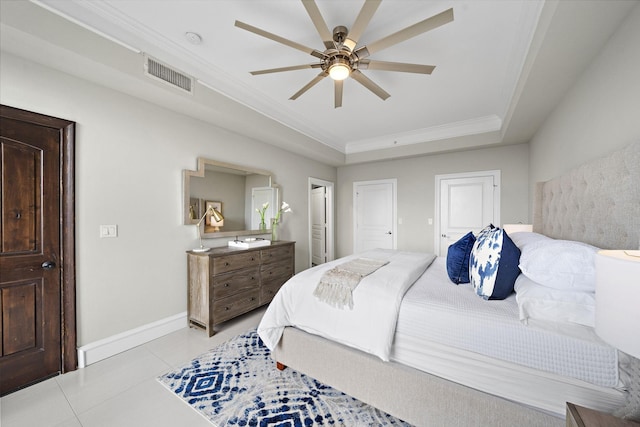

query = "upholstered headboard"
[[533, 141, 640, 249]]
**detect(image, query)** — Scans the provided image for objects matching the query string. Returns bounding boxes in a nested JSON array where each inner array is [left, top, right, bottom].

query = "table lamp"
[[595, 250, 640, 358], [192, 206, 224, 252]]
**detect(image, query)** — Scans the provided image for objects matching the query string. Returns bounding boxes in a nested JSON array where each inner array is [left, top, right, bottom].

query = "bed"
[[258, 141, 640, 426]]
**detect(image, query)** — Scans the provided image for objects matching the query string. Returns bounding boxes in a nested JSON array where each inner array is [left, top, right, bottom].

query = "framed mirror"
[[184, 158, 280, 238]]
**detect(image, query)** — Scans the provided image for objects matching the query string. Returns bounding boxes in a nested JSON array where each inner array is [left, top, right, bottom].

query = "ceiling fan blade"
[[290, 72, 328, 100], [250, 63, 322, 75], [334, 79, 343, 108], [350, 69, 390, 100], [358, 60, 435, 74], [301, 0, 335, 50], [344, 0, 381, 52], [235, 20, 326, 59], [355, 8, 453, 59]]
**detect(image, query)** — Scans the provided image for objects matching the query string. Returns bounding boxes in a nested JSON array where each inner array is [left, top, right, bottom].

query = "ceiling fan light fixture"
[[237, 3, 454, 105], [328, 58, 351, 80]]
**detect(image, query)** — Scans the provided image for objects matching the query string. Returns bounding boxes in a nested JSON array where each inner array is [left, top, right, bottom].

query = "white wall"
[[0, 52, 336, 346], [529, 3, 640, 184], [336, 143, 530, 257]]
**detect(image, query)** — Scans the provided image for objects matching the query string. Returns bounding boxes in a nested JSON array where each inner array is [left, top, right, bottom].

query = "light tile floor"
[[0, 308, 266, 427]]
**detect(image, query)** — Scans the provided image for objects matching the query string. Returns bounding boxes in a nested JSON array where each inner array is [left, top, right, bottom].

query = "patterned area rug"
[[158, 329, 411, 426]]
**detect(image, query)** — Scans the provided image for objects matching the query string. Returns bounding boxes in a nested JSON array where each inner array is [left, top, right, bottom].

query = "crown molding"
[[345, 115, 502, 154]]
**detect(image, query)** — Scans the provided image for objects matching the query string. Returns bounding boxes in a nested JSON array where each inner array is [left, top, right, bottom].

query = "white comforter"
[[258, 249, 436, 361]]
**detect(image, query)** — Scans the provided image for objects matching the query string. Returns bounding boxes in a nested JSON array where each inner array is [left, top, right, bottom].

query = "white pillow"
[[518, 239, 599, 292], [514, 274, 595, 327], [507, 231, 552, 251]]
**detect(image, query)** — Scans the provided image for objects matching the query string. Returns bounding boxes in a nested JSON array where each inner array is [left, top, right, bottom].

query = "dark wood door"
[[0, 106, 76, 395]]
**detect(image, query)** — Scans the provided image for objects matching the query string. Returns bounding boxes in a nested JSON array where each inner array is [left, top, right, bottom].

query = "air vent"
[[144, 55, 193, 93]]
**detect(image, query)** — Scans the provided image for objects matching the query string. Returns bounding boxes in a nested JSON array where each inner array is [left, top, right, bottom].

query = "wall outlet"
[[100, 225, 118, 238]]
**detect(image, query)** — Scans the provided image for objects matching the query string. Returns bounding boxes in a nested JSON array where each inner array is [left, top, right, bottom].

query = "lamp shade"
[[209, 208, 224, 231], [502, 224, 533, 234], [210, 208, 223, 224], [595, 250, 640, 358]]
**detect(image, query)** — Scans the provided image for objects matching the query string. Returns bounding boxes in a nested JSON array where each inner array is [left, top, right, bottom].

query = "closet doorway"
[[308, 178, 334, 267]]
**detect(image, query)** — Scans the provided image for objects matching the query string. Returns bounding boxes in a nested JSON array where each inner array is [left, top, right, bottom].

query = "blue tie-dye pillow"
[[446, 232, 476, 284], [470, 225, 521, 300]]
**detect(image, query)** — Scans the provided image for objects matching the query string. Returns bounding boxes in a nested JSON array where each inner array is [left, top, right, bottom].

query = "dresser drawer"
[[261, 245, 293, 264], [261, 262, 293, 305], [260, 281, 284, 305], [212, 267, 259, 299], [213, 251, 260, 275], [261, 262, 293, 282], [213, 289, 260, 324]]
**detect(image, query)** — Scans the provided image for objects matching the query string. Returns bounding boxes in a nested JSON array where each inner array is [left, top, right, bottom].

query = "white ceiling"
[[1, 0, 637, 165]]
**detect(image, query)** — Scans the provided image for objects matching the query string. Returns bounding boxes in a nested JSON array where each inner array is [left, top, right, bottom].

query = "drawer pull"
[[251, 257, 255, 261], [225, 307, 230, 311], [225, 262, 230, 266], [251, 277, 255, 280], [224, 283, 230, 287], [250, 297, 256, 302]]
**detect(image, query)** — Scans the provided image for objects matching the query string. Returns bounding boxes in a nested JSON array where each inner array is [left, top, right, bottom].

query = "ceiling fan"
[[235, 0, 454, 108]]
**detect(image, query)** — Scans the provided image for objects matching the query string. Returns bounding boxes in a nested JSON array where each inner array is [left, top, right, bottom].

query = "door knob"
[[42, 261, 56, 269], [386, 231, 392, 235]]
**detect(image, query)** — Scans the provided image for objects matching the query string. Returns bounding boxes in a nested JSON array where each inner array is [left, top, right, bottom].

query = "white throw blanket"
[[313, 258, 390, 309], [258, 249, 436, 361]]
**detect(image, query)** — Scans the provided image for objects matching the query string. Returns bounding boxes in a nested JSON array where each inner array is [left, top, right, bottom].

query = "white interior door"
[[354, 180, 396, 252], [311, 186, 326, 265], [436, 171, 500, 255]]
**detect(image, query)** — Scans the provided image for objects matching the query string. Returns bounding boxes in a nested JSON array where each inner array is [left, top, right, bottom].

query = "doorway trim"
[[1, 105, 77, 373], [308, 177, 335, 267], [434, 170, 500, 256]]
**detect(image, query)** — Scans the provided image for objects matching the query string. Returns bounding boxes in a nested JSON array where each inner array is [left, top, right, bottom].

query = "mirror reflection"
[[184, 159, 279, 238]]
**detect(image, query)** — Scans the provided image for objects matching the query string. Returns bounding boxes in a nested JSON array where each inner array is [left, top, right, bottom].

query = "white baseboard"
[[77, 311, 188, 368]]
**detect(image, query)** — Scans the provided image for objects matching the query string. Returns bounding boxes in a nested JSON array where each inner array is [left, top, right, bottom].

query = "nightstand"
[[566, 402, 640, 427]]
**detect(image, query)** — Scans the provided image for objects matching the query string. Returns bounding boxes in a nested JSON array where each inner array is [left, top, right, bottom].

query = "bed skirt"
[[275, 327, 565, 427]]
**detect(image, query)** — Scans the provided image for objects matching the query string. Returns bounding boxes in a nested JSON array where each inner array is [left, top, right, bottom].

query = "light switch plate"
[[100, 224, 118, 238]]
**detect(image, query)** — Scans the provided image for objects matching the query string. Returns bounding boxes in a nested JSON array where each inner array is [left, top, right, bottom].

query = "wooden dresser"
[[187, 241, 295, 336]]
